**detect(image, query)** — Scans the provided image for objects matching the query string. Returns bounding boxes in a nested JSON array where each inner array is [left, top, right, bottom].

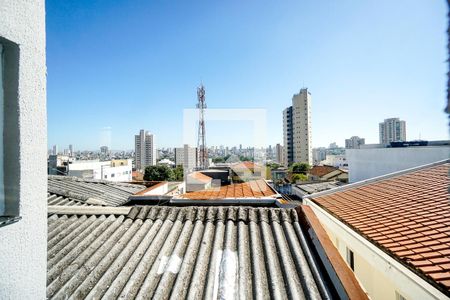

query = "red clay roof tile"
[[180, 179, 277, 200], [310, 162, 450, 293]]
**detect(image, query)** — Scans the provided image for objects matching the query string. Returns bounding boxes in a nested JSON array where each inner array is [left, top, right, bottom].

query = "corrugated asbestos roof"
[[48, 175, 146, 206], [47, 206, 329, 299], [309, 161, 450, 295], [47, 193, 92, 207]]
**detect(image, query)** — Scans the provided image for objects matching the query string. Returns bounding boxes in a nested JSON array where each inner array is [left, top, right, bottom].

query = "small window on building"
[[111, 174, 115, 177], [346, 247, 355, 271], [104, 175, 107, 179]]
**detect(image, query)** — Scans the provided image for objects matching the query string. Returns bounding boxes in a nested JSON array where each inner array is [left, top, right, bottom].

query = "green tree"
[[172, 166, 184, 181], [291, 173, 308, 182], [144, 165, 174, 181], [290, 162, 311, 174]]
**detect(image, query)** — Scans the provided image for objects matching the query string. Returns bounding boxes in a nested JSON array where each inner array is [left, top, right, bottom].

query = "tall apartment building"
[[379, 118, 406, 145], [52, 145, 58, 155], [175, 144, 197, 172], [283, 88, 312, 166], [134, 130, 156, 171], [345, 136, 365, 149], [275, 143, 285, 165]]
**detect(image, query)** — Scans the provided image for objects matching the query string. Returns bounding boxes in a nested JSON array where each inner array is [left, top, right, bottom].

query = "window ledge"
[[0, 216, 21, 228]]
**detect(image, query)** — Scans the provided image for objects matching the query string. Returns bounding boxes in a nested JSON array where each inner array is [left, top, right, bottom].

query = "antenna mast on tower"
[[196, 84, 208, 170]]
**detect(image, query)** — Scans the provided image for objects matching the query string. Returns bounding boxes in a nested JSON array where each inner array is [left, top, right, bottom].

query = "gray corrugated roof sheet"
[[294, 182, 341, 197], [47, 206, 330, 299], [48, 175, 146, 206], [47, 193, 91, 207]]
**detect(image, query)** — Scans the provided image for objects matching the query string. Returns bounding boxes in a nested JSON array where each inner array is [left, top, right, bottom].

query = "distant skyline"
[[47, 1, 448, 150]]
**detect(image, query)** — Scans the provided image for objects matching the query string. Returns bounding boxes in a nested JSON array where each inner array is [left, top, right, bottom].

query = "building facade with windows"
[[345, 136, 365, 149], [175, 144, 197, 172], [283, 88, 312, 166], [379, 118, 406, 145], [275, 143, 284, 165], [134, 129, 156, 171]]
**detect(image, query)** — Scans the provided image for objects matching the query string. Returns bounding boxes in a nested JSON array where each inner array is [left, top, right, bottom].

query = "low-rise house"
[[303, 160, 450, 299], [309, 165, 348, 183], [230, 161, 266, 182], [186, 172, 213, 192]]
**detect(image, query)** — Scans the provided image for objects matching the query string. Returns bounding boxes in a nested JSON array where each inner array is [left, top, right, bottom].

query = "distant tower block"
[[196, 84, 208, 170]]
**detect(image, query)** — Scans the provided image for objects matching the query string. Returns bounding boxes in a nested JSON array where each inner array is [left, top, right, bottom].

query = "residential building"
[[283, 88, 312, 166], [346, 141, 450, 182], [308, 165, 348, 182], [68, 144, 74, 156], [100, 145, 109, 155], [67, 159, 132, 182], [275, 143, 285, 165], [52, 144, 58, 155], [320, 154, 348, 169], [175, 144, 197, 172], [379, 118, 406, 145], [313, 147, 327, 164], [48, 154, 71, 175], [329, 142, 338, 149], [185, 171, 213, 192], [345, 136, 365, 149], [303, 160, 450, 300], [0, 1, 47, 297], [134, 129, 156, 171]]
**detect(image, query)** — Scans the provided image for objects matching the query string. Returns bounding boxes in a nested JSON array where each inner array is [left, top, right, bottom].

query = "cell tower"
[[196, 84, 208, 170]]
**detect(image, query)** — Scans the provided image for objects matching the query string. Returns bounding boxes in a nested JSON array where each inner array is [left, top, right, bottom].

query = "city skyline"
[[47, 1, 447, 149]]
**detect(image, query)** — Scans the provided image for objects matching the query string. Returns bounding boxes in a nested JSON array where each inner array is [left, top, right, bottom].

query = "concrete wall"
[[347, 146, 450, 182], [0, 0, 47, 298], [69, 160, 132, 181], [303, 200, 447, 300]]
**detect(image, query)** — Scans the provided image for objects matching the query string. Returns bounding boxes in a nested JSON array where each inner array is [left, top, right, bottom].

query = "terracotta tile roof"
[[309, 161, 450, 294], [232, 161, 260, 170], [180, 179, 277, 199], [309, 165, 339, 177]]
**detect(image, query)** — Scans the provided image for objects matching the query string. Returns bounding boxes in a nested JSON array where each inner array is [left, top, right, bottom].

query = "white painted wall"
[[0, 0, 47, 298], [68, 160, 132, 182], [347, 146, 450, 182], [303, 200, 448, 300]]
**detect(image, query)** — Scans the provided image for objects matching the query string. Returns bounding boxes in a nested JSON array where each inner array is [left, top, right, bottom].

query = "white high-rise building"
[[379, 118, 406, 145], [52, 145, 58, 155], [345, 136, 365, 149], [68, 144, 74, 156], [134, 130, 156, 171], [175, 144, 197, 172], [283, 88, 312, 166]]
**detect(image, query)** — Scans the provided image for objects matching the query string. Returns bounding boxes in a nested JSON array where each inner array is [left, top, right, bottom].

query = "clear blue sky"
[[47, 0, 448, 150]]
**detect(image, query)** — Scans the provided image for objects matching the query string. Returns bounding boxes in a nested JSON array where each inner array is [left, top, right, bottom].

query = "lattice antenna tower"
[[196, 84, 207, 170]]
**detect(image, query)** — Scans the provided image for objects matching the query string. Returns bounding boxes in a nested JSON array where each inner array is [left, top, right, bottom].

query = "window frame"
[[0, 38, 21, 228]]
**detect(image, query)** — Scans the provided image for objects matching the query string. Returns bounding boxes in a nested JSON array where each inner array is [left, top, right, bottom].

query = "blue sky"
[[47, 0, 448, 150]]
